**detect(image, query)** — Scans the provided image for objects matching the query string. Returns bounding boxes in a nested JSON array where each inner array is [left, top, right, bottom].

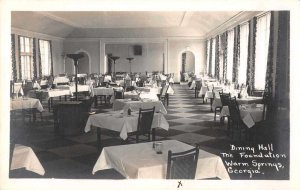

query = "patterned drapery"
[[32, 38, 37, 78], [263, 11, 290, 121], [38, 40, 42, 77], [208, 38, 213, 75], [246, 18, 257, 94], [215, 35, 220, 80], [265, 12, 275, 94], [232, 26, 240, 83], [11, 34, 17, 81], [49, 40, 54, 77], [222, 32, 228, 82]]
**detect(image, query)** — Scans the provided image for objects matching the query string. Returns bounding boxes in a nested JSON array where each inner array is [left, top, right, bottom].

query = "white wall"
[[105, 43, 164, 73], [167, 39, 206, 82], [184, 51, 195, 73], [63, 40, 100, 75]]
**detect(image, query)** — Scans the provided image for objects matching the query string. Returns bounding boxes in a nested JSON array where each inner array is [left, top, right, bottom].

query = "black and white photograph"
[[0, 0, 299, 190]]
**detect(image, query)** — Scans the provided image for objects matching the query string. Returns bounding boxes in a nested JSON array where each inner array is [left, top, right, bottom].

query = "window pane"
[[238, 23, 249, 85], [39, 40, 51, 76], [254, 13, 271, 90], [206, 40, 210, 74], [211, 38, 216, 77]]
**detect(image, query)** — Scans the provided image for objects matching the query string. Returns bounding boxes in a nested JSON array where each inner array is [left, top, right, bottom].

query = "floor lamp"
[[126, 57, 134, 73], [110, 56, 120, 79], [67, 53, 84, 101]]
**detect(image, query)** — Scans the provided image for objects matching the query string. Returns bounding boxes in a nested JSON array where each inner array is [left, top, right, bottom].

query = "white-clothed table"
[[221, 104, 264, 128], [136, 86, 174, 95], [69, 85, 91, 94], [10, 98, 43, 112], [212, 96, 263, 110], [92, 140, 230, 179], [53, 77, 69, 85], [10, 144, 45, 176], [85, 111, 169, 140], [13, 83, 24, 96], [112, 99, 167, 114]]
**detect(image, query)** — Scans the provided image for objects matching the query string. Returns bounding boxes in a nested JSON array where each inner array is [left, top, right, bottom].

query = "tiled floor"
[[10, 84, 290, 180]]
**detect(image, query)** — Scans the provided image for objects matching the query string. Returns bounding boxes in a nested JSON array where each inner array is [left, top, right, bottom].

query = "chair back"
[[114, 90, 124, 99], [160, 84, 169, 98], [228, 97, 241, 124], [262, 91, 272, 120], [166, 146, 199, 179], [219, 92, 231, 107], [137, 107, 155, 134]]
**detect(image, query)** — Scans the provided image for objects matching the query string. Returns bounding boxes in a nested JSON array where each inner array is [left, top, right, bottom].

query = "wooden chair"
[[114, 90, 124, 99], [214, 91, 230, 122], [126, 107, 155, 143], [158, 84, 169, 106], [227, 97, 255, 142], [166, 146, 199, 179], [194, 81, 202, 98]]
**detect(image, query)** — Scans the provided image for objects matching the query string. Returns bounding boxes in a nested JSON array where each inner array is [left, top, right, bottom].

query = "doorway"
[[180, 51, 195, 82]]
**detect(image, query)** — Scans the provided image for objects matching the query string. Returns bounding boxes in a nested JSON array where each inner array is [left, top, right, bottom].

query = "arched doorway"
[[180, 51, 195, 82], [77, 51, 90, 74]]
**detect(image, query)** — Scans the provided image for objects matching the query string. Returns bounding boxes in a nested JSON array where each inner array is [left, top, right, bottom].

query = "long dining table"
[[85, 111, 169, 149], [92, 140, 230, 179]]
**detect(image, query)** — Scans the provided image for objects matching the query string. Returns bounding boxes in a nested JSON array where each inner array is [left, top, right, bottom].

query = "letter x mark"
[[177, 181, 182, 188]]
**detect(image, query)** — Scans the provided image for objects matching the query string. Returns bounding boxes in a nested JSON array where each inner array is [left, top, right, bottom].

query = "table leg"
[[59, 96, 62, 101], [50, 98, 53, 111], [94, 95, 98, 107], [32, 108, 36, 122], [97, 128, 101, 150], [48, 99, 51, 112], [152, 128, 156, 141], [210, 98, 213, 112], [65, 95, 67, 101]]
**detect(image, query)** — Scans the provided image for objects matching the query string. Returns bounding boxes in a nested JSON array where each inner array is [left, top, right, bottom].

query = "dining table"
[[85, 111, 169, 149], [92, 140, 230, 179], [112, 99, 168, 114], [220, 104, 264, 128], [10, 144, 45, 176]]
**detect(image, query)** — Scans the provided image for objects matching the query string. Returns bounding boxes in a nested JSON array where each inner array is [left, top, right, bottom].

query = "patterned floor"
[[10, 84, 289, 180]]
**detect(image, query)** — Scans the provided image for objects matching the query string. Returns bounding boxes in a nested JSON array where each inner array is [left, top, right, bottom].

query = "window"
[[238, 23, 249, 85], [206, 40, 210, 74], [211, 38, 216, 77], [226, 29, 234, 82], [219, 36, 224, 80], [19, 36, 33, 80], [39, 40, 52, 76], [254, 13, 271, 90]]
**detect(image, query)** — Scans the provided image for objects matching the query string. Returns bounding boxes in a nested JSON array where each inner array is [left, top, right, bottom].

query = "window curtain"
[[254, 13, 271, 90], [49, 40, 54, 77], [208, 38, 213, 75], [32, 38, 37, 79], [265, 11, 290, 120], [17, 36, 22, 80], [246, 18, 257, 94], [226, 29, 234, 82], [211, 38, 216, 77], [206, 40, 210, 74], [11, 34, 17, 81], [215, 35, 220, 80], [222, 32, 228, 82], [38, 39, 42, 77], [232, 26, 240, 84], [238, 23, 249, 85]]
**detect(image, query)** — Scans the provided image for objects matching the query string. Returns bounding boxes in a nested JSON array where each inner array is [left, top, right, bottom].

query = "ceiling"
[[11, 11, 258, 39]]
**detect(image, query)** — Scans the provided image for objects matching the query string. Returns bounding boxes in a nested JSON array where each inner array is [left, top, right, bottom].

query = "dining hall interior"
[[1, 2, 298, 188]]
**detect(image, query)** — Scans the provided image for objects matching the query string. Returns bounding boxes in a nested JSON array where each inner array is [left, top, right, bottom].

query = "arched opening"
[[180, 51, 195, 82], [77, 51, 90, 74]]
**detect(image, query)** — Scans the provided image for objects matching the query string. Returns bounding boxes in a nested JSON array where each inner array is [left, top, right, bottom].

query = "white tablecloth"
[[10, 98, 43, 112], [53, 77, 69, 85], [112, 99, 167, 114], [212, 96, 263, 110], [10, 144, 45, 176], [221, 104, 264, 128], [85, 111, 169, 140], [13, 83, 24, 96], [47, 89, 72, 98], [92, 140, 230, 179], [69, 85, 91, 94]]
